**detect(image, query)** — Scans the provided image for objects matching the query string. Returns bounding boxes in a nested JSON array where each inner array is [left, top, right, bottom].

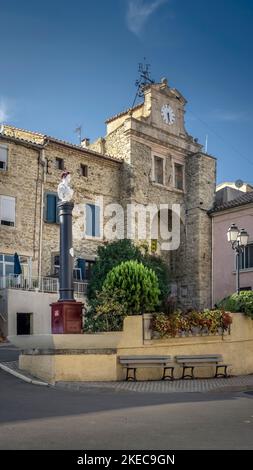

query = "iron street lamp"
[[227, 224, 249, 294]]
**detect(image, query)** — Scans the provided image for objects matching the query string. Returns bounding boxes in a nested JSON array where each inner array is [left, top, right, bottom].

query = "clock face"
[[161, 104, 176, 125]]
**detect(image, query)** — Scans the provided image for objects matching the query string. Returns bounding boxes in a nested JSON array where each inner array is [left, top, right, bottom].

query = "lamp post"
[[227, 224, 249, 294]]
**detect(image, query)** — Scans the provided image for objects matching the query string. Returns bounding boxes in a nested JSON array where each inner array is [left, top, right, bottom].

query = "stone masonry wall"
[[184, 152, 216, 308], [0, 139, 42, 277], [41, 142, 122, 276]]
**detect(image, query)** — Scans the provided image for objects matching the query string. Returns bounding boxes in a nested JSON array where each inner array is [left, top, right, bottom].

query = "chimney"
[[81, 137, 90, 148]]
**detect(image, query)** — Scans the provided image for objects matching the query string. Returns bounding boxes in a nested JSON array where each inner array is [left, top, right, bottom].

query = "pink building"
[[210, 192, 253, 305]]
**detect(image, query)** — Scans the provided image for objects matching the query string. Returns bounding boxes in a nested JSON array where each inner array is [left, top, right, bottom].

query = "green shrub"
[[102, 260, 161, 315], [87, 239, 142, 300], [87, 239, 170, 310], [218, 291, 253, 319]]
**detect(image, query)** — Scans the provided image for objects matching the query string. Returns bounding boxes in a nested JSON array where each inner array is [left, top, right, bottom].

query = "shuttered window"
[[0, 146, 7, 171], [45, 193, 59, 223], [0, 196, 15, 226], [77, 258, 95, 280], [85, 204, 100, 237]]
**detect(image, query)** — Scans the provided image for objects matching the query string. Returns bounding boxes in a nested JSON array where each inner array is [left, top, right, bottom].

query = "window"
[[77, 258, 95, 280], [0, 145, 7, 171], [85, 203, 100, 237], [45, 193, 59, 223], [238, 244, 253, 270], [55, 157, 64, 170], [17, 313, 32, 335], [53, 254, 60, 275], [174, 163, 184, 190], [80, 164, 88, 177], [0, 254, 30, 287], [153, 156, 164, 185], [52, 255, 95, 281], [0, 196, 15, 226]]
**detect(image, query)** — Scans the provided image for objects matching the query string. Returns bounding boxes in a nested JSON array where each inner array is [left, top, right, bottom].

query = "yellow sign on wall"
[[151, 239, 158, 253]]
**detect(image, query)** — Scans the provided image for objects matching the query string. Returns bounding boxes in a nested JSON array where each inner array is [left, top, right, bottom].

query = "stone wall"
[[0, 134, 122, 279], [16, 313, 253, 383], [0, 140, 42, 277], [185, 153, 216, 308], [41, 142, 122, 276]]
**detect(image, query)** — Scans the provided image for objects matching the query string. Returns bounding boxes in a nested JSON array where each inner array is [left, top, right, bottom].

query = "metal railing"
[[0, 275, 88, 297]]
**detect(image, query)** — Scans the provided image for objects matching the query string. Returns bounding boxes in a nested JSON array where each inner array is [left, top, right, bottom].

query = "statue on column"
[[51, 170, 83, 334], [57, 171, 74, 202]]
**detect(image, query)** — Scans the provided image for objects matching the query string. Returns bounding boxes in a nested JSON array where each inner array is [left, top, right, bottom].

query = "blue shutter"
[[86, 204, 100, 237], [94, 205, 100, 237], [46, 194, 56, 223], [77, 258, 85, 280], [56, 196, 60, 224], [86, 204, 94, 236]]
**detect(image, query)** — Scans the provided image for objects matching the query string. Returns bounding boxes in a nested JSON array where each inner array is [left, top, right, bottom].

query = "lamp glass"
[[227, 224, 239, 243], [238, 229, 249, 247]]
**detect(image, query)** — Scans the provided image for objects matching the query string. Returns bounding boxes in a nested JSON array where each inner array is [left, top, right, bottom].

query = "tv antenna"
[[131, 58, 155, 110]]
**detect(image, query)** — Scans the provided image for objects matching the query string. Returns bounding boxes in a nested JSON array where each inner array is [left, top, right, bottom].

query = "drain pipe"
[[38, 145, 47, 290]]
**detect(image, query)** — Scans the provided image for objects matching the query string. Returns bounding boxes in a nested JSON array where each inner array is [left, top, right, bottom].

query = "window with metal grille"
[[238, 244, 253, 270]]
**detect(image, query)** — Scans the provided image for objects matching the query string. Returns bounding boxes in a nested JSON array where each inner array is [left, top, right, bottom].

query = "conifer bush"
[[102, 260, 161, 315]]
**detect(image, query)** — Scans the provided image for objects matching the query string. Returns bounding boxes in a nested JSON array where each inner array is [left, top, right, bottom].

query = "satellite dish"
[[235, 179, 244, 188]]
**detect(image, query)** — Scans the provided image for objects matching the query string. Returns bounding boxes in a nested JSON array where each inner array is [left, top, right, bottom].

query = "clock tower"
[[91, 77, 216, 310], [142, 77, 187, 137]]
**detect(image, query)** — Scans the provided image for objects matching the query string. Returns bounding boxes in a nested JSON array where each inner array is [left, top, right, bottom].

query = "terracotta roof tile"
[[1, 125, 123, 163], [210, 191, 253, 214]]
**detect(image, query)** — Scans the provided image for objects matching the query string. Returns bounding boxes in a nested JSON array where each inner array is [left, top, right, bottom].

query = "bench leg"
[[215, 365, 228, 378], [182, 366, 195, 379], [162, 367, 175, 381], [126, 367, 137, 381]]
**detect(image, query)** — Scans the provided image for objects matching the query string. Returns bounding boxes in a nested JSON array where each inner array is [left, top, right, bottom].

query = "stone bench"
[[119, 355, 174, 381], [175, 354, 231, 379]]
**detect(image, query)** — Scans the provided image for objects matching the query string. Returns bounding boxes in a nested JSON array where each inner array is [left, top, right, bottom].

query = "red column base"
[[51, 301, 83, 334]]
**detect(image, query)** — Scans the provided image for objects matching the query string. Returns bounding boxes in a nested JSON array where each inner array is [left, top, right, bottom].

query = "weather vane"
[[131, 58, 155, 110], [135, 58, 154, 98]]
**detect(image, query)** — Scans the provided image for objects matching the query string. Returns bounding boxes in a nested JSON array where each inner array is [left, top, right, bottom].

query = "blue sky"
[[0, 0, 252, 184]]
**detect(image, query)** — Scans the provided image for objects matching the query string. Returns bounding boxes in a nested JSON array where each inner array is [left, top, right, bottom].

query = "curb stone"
[[0, 362, 49, 387]]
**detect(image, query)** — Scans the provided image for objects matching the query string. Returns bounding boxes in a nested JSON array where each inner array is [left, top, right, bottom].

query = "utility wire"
[[188, 108, 253, 167]]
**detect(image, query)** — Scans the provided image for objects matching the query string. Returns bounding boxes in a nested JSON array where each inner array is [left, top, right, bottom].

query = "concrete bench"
[[119, 355, 174, 381], [175, 354, 231, 379]]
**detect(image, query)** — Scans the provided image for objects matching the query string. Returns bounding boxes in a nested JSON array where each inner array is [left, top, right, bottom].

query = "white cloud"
[[0, 99, 9, 123], [126, 0, 167, 36]]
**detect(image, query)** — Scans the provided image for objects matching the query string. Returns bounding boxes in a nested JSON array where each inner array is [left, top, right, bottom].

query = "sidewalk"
[[1, 360, 253, 393]]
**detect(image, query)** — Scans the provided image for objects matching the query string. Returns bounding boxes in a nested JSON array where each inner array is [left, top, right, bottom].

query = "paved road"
[[1, 368, 253, 450]]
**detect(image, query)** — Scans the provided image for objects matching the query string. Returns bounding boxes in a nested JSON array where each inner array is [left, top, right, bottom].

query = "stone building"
[[0, 78, 216, 335]]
